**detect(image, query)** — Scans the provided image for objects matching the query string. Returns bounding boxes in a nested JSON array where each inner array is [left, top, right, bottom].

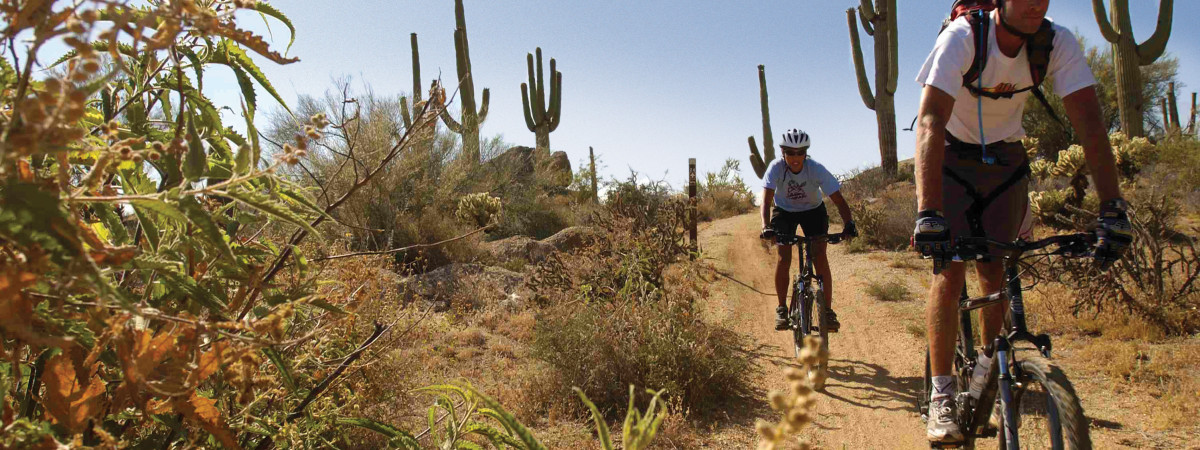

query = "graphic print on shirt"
[[976, 82, 1018, 97], [786, 179, 808, 201]]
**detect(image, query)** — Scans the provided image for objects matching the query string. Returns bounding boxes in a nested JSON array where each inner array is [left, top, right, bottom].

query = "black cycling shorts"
[[770, 202, 829, 239]]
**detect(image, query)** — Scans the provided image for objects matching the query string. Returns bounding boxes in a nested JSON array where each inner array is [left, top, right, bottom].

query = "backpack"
[[942, 0, 1064, 125]]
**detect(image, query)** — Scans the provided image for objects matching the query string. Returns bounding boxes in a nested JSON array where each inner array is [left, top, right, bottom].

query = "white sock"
[[932, 376, 955, 400]]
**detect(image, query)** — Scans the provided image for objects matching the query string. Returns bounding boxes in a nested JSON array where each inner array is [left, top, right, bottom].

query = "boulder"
[[542, 226, 600, 252], [395, 263, 527, 312], [484, 235, 554, 263]]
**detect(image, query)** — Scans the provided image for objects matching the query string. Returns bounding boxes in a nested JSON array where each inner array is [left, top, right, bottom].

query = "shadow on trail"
[[704, 267, 775, 297], [819, 358, 922, 413]]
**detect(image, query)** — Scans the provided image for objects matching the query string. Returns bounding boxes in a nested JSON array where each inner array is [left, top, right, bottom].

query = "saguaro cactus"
[[848, 0, 899, 175], [747, 65, 774, 179], [441, 0, 490, 163], [400, 33, 422, 130], [1166, 81, 1181, 132], [1092, 0, 1173, 138], [521, 47, 561, 157], [589, 146, 598, 202]]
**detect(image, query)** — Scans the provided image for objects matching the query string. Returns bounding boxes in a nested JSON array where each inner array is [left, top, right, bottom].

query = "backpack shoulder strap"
[[1026, 19, 1065, 125], [963, 10, 991, 87]]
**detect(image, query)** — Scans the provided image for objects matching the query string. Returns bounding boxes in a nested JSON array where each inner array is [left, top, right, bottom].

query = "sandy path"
[[697, 213, 931, 449]]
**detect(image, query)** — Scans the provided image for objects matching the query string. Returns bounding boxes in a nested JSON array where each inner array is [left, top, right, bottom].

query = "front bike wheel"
[[996, 355, 1092, 450], [790, 277, 805, 359], [811, 281, 829, 390]]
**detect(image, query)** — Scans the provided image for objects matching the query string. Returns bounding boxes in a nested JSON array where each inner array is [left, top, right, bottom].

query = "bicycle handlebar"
[[950, 232, 1095, 261], [773, 232, 849, 246]]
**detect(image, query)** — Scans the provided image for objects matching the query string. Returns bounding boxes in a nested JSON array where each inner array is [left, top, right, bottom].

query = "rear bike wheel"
[[996, 355, 1091, 450], [811, 281, 829, 390], [790, 276, 805, 358]]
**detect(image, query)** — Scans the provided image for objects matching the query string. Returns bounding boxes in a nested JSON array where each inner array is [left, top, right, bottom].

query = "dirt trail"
[[698, 213, 931, 448], [694, 212, 1197, 449]]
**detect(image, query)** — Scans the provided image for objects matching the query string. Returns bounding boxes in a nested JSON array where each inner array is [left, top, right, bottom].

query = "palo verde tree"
[[1091, 0, 1174, 138], [747, 65, 774, 179], [847, 0, 899, 175], [440, 0, 490, 164], [521, 47, 561, 157]]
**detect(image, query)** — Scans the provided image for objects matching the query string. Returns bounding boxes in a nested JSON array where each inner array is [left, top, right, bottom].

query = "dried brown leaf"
[[174, 393, 242, 450], [42, 354, 105, 432]]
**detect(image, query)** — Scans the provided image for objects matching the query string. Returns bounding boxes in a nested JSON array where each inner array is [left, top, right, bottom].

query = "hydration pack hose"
[[976, 11, 992, 165]]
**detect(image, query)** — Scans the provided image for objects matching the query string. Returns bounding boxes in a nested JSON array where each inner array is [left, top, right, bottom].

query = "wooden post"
[[589, 146, 598, 202], [688, 158, 697, 258], [1188, 92, 1198, 135]]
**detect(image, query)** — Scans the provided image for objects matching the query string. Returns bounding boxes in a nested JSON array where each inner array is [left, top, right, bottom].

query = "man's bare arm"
[[915, 85, 957, 212], [761, 188, 775, 229], [1062, 86, 1122, 202]]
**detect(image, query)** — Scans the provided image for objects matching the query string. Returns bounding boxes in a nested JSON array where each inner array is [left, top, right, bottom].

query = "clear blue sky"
[[220, 0, 1200, 189]]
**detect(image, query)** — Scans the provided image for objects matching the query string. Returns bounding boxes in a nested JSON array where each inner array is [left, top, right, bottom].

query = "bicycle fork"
[[995, 337, 1019, 450]]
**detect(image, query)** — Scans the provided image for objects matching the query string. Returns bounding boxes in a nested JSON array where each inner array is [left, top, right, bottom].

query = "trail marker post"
[[689, 158, 698, 259]]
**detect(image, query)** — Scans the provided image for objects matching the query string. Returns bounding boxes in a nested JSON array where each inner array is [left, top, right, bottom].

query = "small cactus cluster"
[[756, 336, 828, 450], [1027, 131, 1152, 229], [456, 192, 503, 229]]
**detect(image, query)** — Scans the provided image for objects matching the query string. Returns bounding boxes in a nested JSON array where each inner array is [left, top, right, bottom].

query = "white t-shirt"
[[915, 12, 1095, 145], [763, 158, 841, 213]]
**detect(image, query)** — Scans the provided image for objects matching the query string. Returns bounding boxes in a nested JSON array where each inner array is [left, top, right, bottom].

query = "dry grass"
[[1074, 337, 1200, 430], [865, 278, 914, 302]]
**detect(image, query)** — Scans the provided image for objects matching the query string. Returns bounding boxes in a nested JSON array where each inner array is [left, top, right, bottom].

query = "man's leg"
[[774, 244, 793, 329], [812, 241, 837, 330], [975, 260, 1007, 350], [928, 262, 967, 442]]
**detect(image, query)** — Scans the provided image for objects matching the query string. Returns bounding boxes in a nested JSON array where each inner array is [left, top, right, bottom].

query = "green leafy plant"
[[576, 386, 668, 450]]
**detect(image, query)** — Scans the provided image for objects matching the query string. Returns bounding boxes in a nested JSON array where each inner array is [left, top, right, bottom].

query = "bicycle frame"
[[945, 233, 1092, 448]]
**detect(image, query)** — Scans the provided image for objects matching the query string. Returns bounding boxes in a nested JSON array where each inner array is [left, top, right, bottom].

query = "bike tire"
[[791, 277, 805, 359], [812, 282, 829, 390], [996, 355, 1092, 450]]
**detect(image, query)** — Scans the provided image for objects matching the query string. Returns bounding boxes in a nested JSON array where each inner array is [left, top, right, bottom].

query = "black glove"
[[913, 210, 952, 273], [1093, 198, 1132, 270], [842, 221, 858, 238], [760, 227, 776, 241]]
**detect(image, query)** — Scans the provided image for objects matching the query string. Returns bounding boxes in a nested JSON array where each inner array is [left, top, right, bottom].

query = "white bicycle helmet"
[[780, 129, 811, 150]]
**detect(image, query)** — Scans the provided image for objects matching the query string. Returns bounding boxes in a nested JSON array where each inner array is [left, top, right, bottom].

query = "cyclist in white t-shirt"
[[912, 0, 1132, 443], [758, 129, 857, 332]]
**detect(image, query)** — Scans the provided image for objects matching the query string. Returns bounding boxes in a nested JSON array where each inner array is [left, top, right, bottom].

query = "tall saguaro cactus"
[[441, 0, 490, 163], [521, 47, 561, 157], [589, 146, 598, 202], [747, 65, 774, 179], [1092, 0, 1173, 138], [1166, 81, 1181, 132], [848, 0, 899, 175], [1188, 92, 1197, 135], [400, 33, 422, 131]]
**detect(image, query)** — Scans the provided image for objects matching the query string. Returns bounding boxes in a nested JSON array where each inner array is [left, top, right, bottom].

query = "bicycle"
[[774, 232, 847, 387], [917, 233, 1096, 450]]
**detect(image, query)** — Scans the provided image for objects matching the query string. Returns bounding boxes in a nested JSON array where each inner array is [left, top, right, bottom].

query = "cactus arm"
[[757, 65, 774, 163], [521, 83, 536, 131], [885, 0, 898, 95], [534, 49, 547, 119], [476, 88, 488, 124], [847, 9, 876, 110], [859, 0, 876, 22], [440, 108, 462, 133], [1135, 0, 1173, 65], [548, 71, 561, 132], [1091, 0, 1120, 43], [749, 137, 767, 179], [400, 96, 412, 129], [858, 6, 875, 36], [410, 33, 421, 104]]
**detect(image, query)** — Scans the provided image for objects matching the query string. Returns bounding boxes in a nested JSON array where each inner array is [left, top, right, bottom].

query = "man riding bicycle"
[[758, 129, 857, 332], [913, 0, 1132, 443]]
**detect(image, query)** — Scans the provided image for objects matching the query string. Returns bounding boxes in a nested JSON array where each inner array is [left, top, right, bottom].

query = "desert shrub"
[[1030, 133, 1200, 335], [865, 278, 914, 302], [456, 192, 503, 228], [697, 158, 755, 221], [839, 164, 916, 251], [532, 299, 753, 418], [528, 181, 753, 416]]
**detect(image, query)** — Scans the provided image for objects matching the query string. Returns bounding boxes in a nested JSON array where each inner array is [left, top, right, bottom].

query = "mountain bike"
[[918, 233, 1095, 450], [775, 232, 846, 387]]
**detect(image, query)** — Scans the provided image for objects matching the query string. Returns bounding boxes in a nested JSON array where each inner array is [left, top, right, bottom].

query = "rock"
[[542, 226, 600, 252], [395, 263, 527, 312], [484, 235, 554, 263]]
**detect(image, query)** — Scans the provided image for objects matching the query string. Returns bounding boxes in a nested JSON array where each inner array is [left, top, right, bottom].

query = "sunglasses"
[[782, 149, 807, 157]]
